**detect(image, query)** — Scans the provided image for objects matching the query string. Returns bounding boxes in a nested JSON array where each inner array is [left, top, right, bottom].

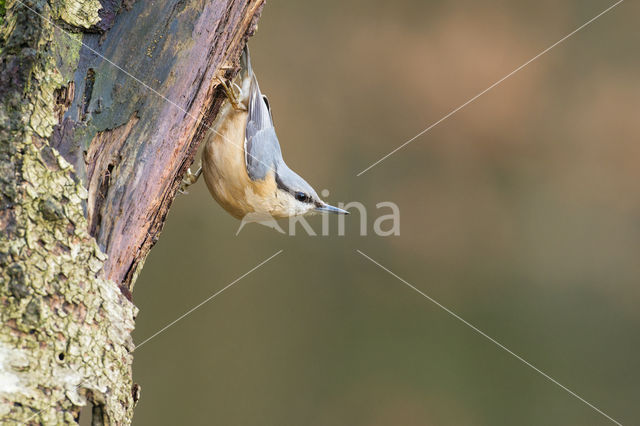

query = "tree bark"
[[0, 0, 263, 424]]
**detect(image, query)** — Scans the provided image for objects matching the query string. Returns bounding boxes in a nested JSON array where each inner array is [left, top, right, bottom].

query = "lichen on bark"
[[1, 1, 137, 424], [50, 0, 101, 30], [2, 0, 264, 423]]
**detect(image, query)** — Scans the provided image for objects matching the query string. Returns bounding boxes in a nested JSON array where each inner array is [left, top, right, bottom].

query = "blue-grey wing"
[[244, 73, 282, 180], [245, 126, 281, 180]]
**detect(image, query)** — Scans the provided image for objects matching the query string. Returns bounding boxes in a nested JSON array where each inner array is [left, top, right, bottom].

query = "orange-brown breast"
[[201, 102, 280, 219]]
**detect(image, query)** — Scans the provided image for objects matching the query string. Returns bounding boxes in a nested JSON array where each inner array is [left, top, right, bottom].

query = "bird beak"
[[315, 203, 349, 215]]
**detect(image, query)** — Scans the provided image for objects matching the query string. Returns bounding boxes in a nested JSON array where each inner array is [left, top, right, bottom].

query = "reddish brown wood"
[[52, 0, 264, 291]]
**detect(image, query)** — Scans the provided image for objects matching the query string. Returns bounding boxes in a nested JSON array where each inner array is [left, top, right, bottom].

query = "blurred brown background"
[[131, 0, 639, 424]]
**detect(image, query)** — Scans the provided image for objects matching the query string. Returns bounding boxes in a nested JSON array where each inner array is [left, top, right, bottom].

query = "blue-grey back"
[[243, 49, 318, 200]]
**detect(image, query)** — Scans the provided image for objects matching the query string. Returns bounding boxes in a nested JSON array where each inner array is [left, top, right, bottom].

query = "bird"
[[182, 45, 348, 220]]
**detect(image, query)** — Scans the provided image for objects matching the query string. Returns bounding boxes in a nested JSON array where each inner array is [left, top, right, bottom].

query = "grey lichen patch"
[[50, 0, 101, 30], [0, 343, 30, 414], [1, 141, 139, 424], [1, 1, 138, 425]]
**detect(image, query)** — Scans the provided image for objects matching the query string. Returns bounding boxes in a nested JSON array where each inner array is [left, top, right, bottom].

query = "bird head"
[[271, 164, 349, 218]]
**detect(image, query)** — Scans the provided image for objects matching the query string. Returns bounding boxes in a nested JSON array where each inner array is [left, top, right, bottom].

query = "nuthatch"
[[183, 46, 348, 219]]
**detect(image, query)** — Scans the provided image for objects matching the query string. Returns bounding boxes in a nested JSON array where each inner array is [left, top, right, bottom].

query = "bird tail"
[[240, 44, 252, 78], [241, 45, 258, 102], [244, 44, 273, 130], [229, 44, 253, 106]]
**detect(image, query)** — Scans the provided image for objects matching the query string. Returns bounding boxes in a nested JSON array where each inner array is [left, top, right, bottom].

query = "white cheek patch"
[[243, 187, 317, 218], [283, 197, 303, 217], [290, 199, 316, 217]]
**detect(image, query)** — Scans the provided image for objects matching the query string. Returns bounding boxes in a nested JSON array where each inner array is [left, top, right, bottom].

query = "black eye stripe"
[[276, 173, 313, 204], [295, 191, 310, 203], [295, 192, 315, 203], [276, 176, 310, 203]]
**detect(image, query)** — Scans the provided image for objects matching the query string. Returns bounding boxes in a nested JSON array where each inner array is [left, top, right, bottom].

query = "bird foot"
[[217, 77, 246, 111], [179, 165, 202, 194]]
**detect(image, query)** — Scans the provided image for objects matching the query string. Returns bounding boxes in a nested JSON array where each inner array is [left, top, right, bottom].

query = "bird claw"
[[217, 77, 246, 111], [179, 165, 202, 194]]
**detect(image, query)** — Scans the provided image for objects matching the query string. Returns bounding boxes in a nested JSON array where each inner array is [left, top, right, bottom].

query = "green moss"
[[0, 1, 138, 424], [53, 29, 82, 82]]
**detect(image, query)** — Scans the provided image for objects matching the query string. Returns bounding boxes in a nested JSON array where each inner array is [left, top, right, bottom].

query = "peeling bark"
[[0, 0, 263, 424]]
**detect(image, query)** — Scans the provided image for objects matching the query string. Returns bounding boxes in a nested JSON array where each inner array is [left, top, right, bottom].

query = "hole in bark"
[[81, 68, 96, 121], [105, 163, 114, 183], [58, 352, 65, 361], [53, 81, 75, 123], [29, 329, 36, 334], [89, 163, 114, 235]]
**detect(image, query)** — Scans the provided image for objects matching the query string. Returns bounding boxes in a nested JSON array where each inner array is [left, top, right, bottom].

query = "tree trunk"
[[0, 0, 263, 424]]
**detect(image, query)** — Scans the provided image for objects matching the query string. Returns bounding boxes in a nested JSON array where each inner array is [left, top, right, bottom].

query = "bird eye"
[[295, 192, 309, 202]]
